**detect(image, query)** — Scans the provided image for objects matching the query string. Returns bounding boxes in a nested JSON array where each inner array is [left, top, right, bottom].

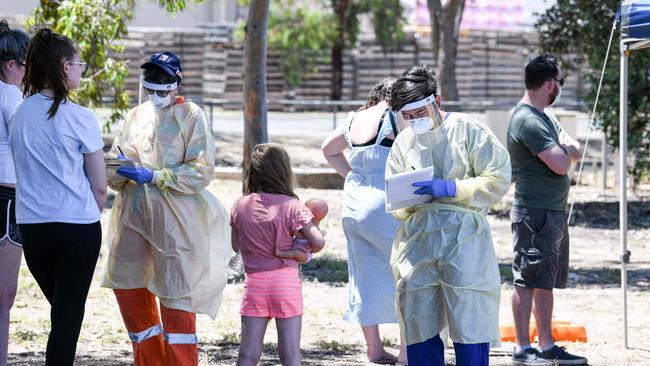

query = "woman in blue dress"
[[321, 78, 405, 364]]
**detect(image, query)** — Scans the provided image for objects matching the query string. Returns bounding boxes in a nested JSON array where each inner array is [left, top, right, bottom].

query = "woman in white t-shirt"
[[0, 19, 29, 366], [9, 28, 106, 366]]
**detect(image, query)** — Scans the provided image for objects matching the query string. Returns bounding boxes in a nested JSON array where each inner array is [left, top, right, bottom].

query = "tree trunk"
[[242, 0, 270, 191], [427, 0, 442, 65], [427, 0, 465, 109], [330, 0, 350, 101], [438, 0, 464, 105]]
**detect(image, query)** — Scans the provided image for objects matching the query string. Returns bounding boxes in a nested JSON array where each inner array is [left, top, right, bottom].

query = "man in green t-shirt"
[[507, 54, 587, 366]]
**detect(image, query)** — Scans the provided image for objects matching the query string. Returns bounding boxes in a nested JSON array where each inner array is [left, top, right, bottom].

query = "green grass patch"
[[381, 336, 397, 348], [300, 255, 348, 284], [12, 329, 46, 342], [314, 338, 358, 353], [221, 331, 240, 344], [499, 263, 514, 283]]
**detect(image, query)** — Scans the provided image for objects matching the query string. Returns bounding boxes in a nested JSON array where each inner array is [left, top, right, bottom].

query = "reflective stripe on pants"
[[129, 323, 163, 343], [161, 303, 198, 366], [114, 288, 165, 366], [164, 332, 198, 344]]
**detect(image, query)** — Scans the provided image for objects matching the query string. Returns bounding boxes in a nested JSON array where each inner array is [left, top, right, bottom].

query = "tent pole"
[[619, 40, 629, 349]]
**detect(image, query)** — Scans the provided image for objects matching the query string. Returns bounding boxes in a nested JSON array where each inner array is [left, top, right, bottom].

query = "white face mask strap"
[[398, 93, 437, 112], [140, 75, 177, 91]]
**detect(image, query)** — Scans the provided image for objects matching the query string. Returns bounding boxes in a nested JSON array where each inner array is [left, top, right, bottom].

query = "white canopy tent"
[[618, 0, 650, 348]]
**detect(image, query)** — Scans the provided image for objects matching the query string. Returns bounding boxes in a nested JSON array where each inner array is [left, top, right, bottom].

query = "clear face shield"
[[138, 75, 178, 110], [395, 94, 444, 135]]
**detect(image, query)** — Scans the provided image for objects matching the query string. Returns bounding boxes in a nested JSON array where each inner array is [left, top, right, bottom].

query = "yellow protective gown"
[[101, 99, 231, 319], [385, 112, 511, 347]]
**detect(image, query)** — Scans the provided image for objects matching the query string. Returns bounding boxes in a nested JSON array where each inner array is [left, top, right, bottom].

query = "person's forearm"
[[324, 153, 351, 178], [92, 188, 107, 212], [563, 144, 581, 162], [560, 132, 581, 162], [275, 248, 308, 262]]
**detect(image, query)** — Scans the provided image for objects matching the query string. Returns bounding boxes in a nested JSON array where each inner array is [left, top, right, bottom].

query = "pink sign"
[[403, 0, 527, 31]]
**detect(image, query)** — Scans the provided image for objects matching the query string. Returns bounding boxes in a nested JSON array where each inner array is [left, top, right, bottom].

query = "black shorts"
[[0, 186, 21, 246], [511, 206, 569, 290]]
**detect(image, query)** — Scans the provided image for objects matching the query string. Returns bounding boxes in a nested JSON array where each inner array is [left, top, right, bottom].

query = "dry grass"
[[8, 141, 650, 365]]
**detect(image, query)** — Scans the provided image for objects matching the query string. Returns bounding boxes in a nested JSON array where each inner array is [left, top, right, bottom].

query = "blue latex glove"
[[412, 178, 457, 198], [117, 165, 154, 184]]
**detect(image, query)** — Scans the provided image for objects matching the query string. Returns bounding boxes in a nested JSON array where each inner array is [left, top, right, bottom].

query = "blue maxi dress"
[[342, 109, 400, 326]]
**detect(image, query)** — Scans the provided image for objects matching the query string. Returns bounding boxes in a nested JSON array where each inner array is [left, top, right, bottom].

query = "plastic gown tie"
[[101, 100, 231, 318], [385, 112, 511, 347]]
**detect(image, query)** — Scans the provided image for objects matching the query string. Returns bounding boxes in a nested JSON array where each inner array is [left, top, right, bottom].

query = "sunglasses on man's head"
[[144, 87, 173, 97]]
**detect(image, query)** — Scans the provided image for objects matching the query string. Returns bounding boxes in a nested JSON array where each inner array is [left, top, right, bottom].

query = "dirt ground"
[[7, 128, 650, 366]]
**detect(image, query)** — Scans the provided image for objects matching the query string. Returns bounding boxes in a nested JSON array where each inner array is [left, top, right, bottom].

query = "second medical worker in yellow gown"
[[101, 52, 231, 366], [386, 66, 511, 366]]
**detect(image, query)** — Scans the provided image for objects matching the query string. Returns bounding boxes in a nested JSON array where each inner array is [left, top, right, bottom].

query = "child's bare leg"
[[276, 315, 302, 366], [237, 316, 269, 366]]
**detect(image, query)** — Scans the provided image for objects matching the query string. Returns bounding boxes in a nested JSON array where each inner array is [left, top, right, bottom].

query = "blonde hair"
[[245, 143, 298, 199]]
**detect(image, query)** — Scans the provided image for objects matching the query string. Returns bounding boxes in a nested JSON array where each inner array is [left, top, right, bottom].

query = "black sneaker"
[[512, 347, 553, 366], [538, 345, 588, 365]]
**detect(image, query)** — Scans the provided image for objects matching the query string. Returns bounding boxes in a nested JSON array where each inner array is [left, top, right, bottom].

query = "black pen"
[[117, 145, 125, 156]]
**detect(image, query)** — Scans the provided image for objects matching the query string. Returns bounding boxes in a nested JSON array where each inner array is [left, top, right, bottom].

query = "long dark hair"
[[23, 28, 77, 119], [0, 19, 30, 84], [390, 65, 438, 112], [245, 143, 298, 199]]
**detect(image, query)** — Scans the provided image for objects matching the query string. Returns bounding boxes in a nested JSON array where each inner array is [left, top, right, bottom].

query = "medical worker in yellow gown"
[[385, 65, 511, 366], [101, 52, 231, 366]]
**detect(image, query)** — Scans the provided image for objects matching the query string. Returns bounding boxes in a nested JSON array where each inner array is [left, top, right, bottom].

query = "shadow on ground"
[[201, 341, 515, 366], [232, 258, 650, 291], [8, 350, 133, 366], [228, 255, 350, 286], [9, 346, 516, 365], [491, 201, 650, 230], [203, 340, 362, 365], [300, 256, 349, 284]]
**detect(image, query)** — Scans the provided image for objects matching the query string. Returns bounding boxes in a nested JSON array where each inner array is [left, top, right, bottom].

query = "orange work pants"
[[114, 288, 198, 366]]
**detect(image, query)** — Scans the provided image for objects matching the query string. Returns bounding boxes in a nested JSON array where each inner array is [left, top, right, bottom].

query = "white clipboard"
[[104, 157, 135, 168], [385, 166, 434, 212], [104, 156, 135, 176]]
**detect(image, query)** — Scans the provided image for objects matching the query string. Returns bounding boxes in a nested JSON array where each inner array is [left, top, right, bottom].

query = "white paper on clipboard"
[[385, 166, 434, 212], [104, 156, 135, 176], [104, 157, 135, 168]]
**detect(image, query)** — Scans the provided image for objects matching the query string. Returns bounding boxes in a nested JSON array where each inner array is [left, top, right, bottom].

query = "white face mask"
[[550, 86, 562, 107], [149, 94, 171, 110], [409, 117, 435, 134]]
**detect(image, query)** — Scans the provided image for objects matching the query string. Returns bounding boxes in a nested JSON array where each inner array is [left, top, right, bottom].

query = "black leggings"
[[19, 222, 101, 366]]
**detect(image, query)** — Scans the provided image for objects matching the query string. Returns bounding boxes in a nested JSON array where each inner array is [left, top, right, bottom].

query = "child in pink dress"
[[275, 198, 328, 263], [230, 143, 326, 366]]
